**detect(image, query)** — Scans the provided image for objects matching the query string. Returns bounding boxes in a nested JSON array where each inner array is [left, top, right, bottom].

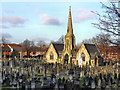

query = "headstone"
[[85, 77, 89, 86], [62, 77, 65, 84], [12, 78, 16, 87], [25, 80, 28, 89], [91, 80, 95, 89], [69, 75, 73, 82], [31, 80, 35, 89], [55, 81, 59, 89], [70, 57, 72, 69], [17, 81, 20, 88], [74, 79, 80, 88], [44, 64, 46, 78], [101, 78, 106, 89], [95, 75, 98, 86], [97, 79, 101, 88], [114, 79, 119, 88], [59, 83, 64, 89]]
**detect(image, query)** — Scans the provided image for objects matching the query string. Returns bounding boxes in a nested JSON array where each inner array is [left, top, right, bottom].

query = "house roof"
[[2, 44, 22, 52], [25, 46, 48, 52], [2, 44, 22, 47], [52, 43, 64, 56], [84, 43, 101, 59]]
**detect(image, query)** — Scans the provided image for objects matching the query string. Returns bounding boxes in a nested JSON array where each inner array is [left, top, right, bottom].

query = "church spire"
[[67, 6, 73, 35]]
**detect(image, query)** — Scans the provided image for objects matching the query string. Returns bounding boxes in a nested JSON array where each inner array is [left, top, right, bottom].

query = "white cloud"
[[40, 14, 62, 25], [4, 9, 14, 14], [73, 8, 96, 23], [1, 15, 28, 28], [0, 25, 9, 29], [0, 33, 12, 38]]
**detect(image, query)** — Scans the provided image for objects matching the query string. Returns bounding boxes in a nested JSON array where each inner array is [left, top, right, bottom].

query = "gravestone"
[[12, 78, 16, 88], [84, 77, 89, 87], [74, 79, 80, 88], [17, 81, 20, 88], [97, 79, 101, 88], [69, 75, 73, 82], [91, 80, 95, 89], [66, 80, 73, 90], [70, 57, 72, 69], [25, 80, 28, 89], [114, 79, 119, 88], [31, 80, 35, 89], [95, 75, 98, 86], [101, 78, 106, 89], [55, 81, 59, 89], [44, 64, 46, 78], [59, 83, 64, 89]]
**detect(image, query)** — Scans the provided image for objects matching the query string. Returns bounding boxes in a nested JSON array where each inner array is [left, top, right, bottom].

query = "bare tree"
[[21, 39, 31, 57], [92, 2, 120, 45], [57, 35, 64, 44], [84, 33, 111, 46], [37, 40, 46, 47], [1, 37, 11, 44], [30, 40, 35, 47]]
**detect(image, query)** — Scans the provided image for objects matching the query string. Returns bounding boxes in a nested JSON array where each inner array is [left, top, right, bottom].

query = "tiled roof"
[[2, 44, 22, 47], [2, 44, 22, 52]]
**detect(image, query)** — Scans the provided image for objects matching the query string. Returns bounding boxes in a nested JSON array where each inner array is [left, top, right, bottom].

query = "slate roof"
[[84, 43, 101, 59], [52, 43, 64, 57]]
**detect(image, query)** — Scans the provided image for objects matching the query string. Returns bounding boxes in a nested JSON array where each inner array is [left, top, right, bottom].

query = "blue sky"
[[1, 2, 108, 45]]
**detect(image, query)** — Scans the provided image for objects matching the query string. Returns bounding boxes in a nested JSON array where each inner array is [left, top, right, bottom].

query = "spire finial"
[[69, 6, 71, 11], [67, 6, 73, 34], [69, 6, 71, 19]]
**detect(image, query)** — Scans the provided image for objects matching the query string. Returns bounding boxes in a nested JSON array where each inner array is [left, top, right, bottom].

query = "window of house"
[[50, 52, 54, 60]]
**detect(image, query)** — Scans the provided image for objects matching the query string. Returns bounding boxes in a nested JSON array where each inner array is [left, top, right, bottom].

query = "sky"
[[0, 1, 111, 45]]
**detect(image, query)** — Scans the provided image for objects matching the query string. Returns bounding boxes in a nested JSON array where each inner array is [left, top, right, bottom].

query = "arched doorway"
[[64, 54, 69, 64]]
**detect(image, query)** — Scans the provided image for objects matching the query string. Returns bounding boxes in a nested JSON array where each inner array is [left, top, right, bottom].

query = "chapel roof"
[[84, 43, 101, 59]]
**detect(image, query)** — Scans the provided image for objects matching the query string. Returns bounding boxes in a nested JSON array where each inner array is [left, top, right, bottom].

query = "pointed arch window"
[[50, 52, 54, 60], [81, 53, 85, 61]]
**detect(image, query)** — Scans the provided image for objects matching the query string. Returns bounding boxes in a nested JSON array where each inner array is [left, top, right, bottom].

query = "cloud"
[[4, 9, 14, 14], [40, 14, 62, 25], [0, 25, 9, 29], [1, 15, 28, 28], [73, 8, 96, 23], [0, 33, 12, 38]]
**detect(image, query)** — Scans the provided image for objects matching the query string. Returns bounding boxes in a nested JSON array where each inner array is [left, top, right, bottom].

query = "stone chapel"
[[45, 6, 103, 66]]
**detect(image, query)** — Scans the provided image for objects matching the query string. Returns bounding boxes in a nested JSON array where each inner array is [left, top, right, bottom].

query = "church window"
[[81, 53, 85, 61], [50, 52, 54, 60]]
